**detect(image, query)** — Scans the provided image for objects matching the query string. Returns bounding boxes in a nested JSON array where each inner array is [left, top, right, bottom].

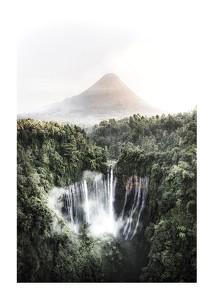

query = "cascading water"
[[48, 164, 148, 239], [83, 180, 90, 223], [121, 176, 148, 240], [108, 165, 114, 230]]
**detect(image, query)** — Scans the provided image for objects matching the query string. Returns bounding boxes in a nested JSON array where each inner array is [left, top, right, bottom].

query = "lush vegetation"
[[17, 119, 128, 282], [17, 110, 196, 282], [90, 111, 196, 159], [91, 110, 197, 282]]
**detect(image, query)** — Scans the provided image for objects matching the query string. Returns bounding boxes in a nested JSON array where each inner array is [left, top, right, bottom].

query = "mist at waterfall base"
[[48, 165, 148, 240]]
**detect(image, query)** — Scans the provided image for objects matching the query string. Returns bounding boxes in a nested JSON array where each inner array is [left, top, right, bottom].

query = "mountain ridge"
[[20, 73, 161, 126]]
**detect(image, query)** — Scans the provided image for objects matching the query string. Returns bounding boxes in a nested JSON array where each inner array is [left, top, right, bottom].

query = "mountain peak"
[[81, 73, 129, 97], [101, 73, 119, 79], [93, 73, 121, 86], [22, 73, 161, 126]]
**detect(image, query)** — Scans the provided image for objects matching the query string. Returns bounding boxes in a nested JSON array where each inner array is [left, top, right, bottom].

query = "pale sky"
[[17, 0, 212, 114]]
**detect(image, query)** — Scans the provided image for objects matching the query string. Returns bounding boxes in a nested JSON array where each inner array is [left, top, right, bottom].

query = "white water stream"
[[48, 165, 148, 239]]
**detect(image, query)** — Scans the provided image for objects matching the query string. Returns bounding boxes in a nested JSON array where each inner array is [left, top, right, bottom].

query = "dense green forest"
[[17, 119, 127, 282], [91, 111, 197, 281], [17, 110, 196, 282]]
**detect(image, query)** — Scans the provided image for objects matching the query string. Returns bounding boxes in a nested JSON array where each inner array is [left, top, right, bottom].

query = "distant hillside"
[[20, 73, 161, 126]]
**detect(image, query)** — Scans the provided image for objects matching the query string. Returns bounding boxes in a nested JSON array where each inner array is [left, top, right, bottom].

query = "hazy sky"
[[17, 0, 211, 114]]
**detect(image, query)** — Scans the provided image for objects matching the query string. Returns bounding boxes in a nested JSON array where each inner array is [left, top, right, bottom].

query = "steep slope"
[[21, 73, 161, 126]]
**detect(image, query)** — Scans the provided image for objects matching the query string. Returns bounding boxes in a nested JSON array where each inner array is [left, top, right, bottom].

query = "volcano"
[[21, 73, 161, 126]]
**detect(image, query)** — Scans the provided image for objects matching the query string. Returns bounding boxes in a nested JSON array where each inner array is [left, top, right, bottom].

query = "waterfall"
[[108, 165, 116, 231], [83, 180, 90, 223], [120, 189, 128, 220], [48, 166, 148, 239], [121, 176, 148, 240], [130, 177, 148, 239]]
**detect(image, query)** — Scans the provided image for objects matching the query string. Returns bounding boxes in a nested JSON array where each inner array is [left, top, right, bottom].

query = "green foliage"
[[96, 234, 126, 282], [90, 110, 196, 282], [17, 119, 109, 282], [17, 119, 108, 186], [17, 110, 197, 282], [90, 111, 196, 159]]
